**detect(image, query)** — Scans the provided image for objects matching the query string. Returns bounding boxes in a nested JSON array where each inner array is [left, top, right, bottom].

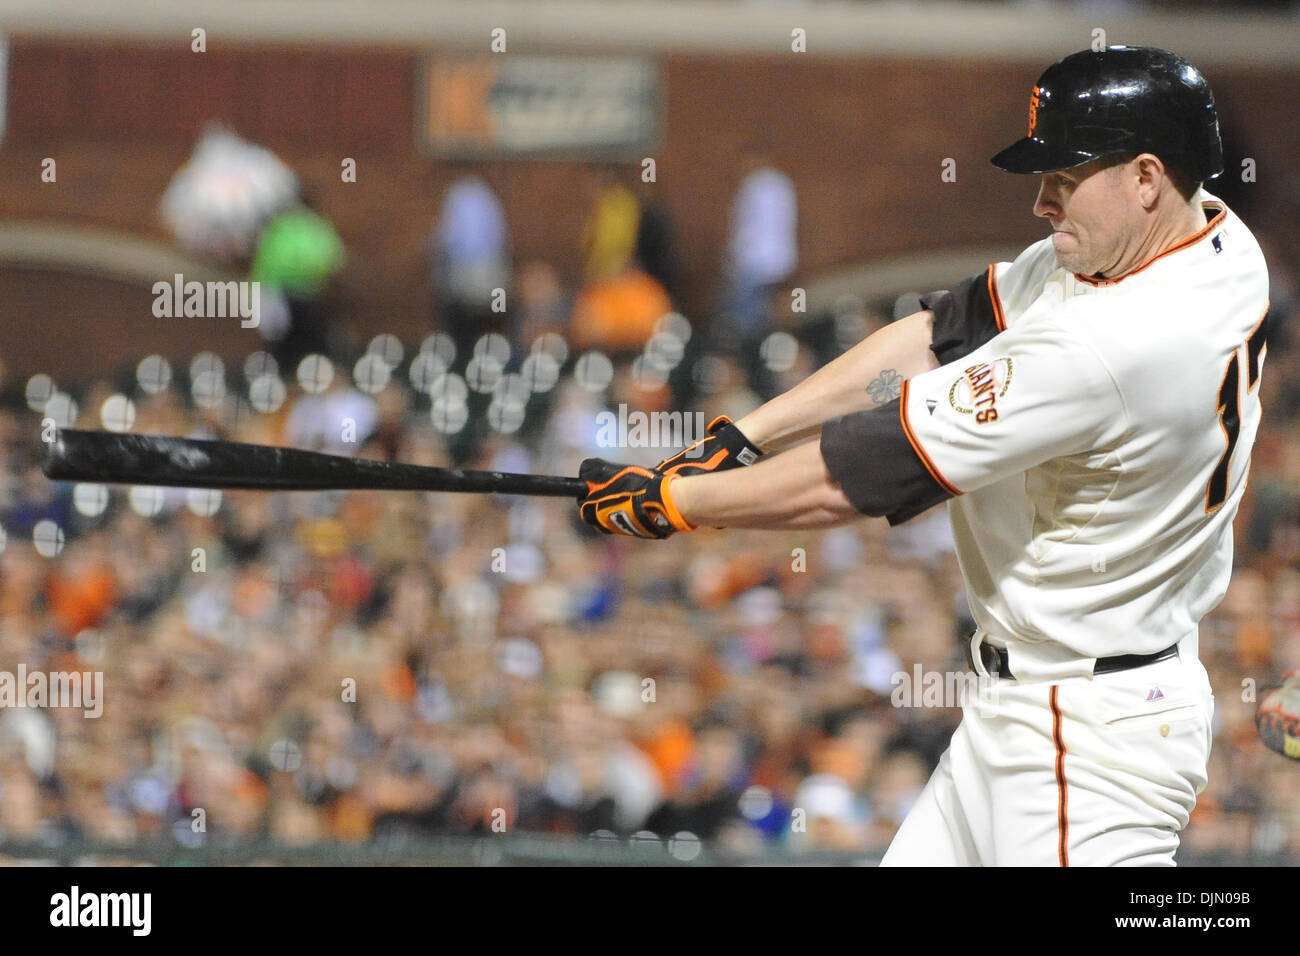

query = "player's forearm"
[[735, 309, 939, 452], [670, 440, 861, 530]]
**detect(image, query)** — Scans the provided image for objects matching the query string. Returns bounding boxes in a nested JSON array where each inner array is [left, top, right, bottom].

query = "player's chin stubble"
[[1051, 231, 1095, 276]]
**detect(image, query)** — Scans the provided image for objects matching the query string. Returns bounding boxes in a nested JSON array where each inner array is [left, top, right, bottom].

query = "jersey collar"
[[1073, 200, 1227, 288]]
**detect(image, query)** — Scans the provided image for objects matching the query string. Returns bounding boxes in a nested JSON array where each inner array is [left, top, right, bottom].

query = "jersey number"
[[1207, 315, 1268, 512]]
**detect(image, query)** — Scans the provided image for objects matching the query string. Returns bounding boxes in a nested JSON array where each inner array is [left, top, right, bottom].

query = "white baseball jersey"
[[896, 190, 1269, 671]]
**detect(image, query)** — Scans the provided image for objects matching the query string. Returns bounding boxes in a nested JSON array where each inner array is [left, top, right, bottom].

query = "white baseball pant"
[[881, 640, 1214, 866]]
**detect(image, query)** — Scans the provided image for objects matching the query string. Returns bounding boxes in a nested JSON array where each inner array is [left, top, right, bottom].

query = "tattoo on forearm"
[[866, 368, 904, 405]]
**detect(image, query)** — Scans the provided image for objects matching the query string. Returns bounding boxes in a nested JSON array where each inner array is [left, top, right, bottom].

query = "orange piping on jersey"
[[1073, 205, 1228, 287], [899, 380, 962, 497], [1246, 304, 1270, 394], [1050, 685, 1070, 867], [1204, 348, 1240, 516], [987, 265, 1007, 331]]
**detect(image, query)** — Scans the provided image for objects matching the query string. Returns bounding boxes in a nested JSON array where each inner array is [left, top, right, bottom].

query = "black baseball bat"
[[40, 429, 587, 497]]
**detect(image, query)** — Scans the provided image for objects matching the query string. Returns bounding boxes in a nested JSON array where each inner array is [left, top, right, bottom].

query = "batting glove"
[[578, 459, 695, 539], [654, 415, 764, 477]]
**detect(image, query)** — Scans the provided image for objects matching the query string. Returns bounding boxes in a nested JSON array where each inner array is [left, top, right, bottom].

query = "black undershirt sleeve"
[[818, 266, 1001, 525], [820, 399, 952, 526], [922, 266, 1002, 366]]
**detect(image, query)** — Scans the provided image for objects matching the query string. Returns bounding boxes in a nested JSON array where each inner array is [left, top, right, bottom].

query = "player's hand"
[[654, 415, 764, 477], [578, 458, 695, 539]]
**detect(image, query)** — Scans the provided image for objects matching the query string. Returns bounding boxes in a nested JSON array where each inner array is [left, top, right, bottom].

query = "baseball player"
[[577, 46, 1271, 866]]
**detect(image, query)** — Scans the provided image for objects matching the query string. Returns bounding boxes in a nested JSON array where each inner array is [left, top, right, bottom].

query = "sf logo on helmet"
[[1027, 86, 1043, 137]]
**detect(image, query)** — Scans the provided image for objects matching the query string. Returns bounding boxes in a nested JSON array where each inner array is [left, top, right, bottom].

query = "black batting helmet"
[[991, 46, 1223, 182]]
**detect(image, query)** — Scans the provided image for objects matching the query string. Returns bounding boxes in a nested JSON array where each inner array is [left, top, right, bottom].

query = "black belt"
[[972, 641, 1179, 680]]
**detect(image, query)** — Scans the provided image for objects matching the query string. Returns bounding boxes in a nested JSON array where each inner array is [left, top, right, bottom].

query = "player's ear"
[[1133, 154, 1165, 209]]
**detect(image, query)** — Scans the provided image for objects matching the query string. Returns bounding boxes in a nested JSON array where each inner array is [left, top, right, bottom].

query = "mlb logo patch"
[[1211, 234, 1224, 254], [1146, 686, 1165, 702]]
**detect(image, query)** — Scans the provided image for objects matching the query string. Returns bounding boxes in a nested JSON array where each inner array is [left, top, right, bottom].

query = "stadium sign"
[[421, 55, 659, 157]]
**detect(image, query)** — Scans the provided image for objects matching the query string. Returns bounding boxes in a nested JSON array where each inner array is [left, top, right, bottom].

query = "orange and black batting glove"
[[578, 458, 696, 539], [654, 416, 764, 478]]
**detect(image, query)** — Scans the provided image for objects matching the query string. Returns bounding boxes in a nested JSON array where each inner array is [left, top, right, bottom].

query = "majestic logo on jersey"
[[1028, 86, 1043, 137], [949, 358, 1013, 424]]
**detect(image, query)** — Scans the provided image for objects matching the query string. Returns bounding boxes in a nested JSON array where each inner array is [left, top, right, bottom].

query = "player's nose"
[[1032, 176, 1060, 220]]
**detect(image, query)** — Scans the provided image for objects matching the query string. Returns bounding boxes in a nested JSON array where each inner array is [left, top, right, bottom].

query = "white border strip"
[[0, 1, 1296, 66]]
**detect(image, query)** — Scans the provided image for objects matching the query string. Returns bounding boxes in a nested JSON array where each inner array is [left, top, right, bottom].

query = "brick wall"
[[2, 39, 1295, 383]]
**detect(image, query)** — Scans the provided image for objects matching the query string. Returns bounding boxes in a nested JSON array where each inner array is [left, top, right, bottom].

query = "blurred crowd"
[[0, 153, 1297, 862]]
